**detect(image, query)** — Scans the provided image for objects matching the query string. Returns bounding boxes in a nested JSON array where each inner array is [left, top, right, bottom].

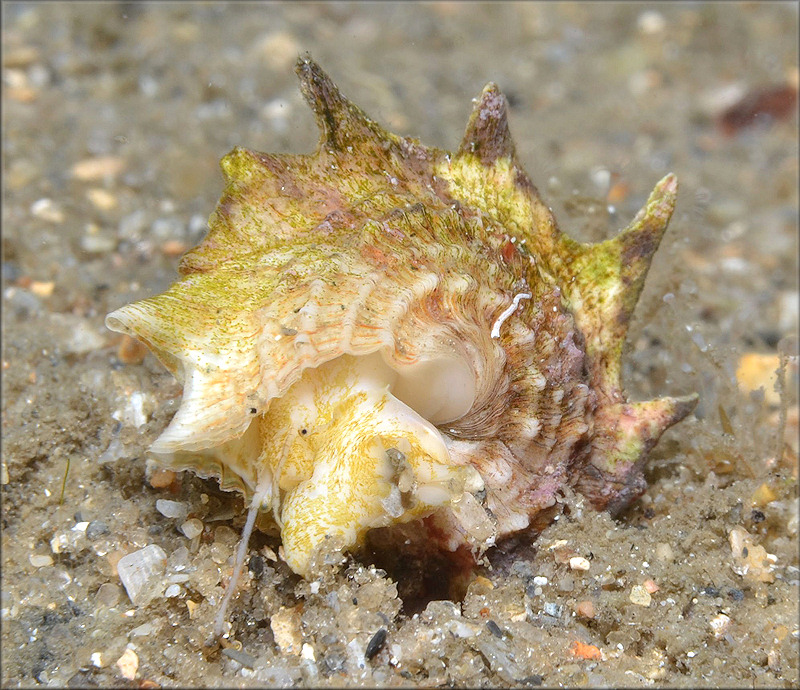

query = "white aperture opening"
[[386, 353, 476, 425]]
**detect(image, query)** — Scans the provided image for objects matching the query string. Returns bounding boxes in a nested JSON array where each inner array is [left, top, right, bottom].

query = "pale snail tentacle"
[[213, 471, 273, 638], [271, 432, 295, 530]]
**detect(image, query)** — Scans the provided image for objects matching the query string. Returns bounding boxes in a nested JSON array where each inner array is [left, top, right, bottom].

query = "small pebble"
[[607, 180, 630, 204], [472, 575, 494, 590], [709, 613, 731, 639], [95, 583, 121, 608], [736, 353, 781, 406], [166, 573, 189, 584], [116, 648, 138, 681], [156, 499, 188, 520], [117, 544, 167, 606], [655, 542, 674, 562], [643, 579, 660, 594], [213, 525, 239, 546], [576, 600, 595, 619], [270, 605, 303, 655], [7, 85, 37, 103], [447, 619, 479, 639], [485, 620, 503, 638], [248, 555, 264, 578], [221, 647, 257, 669], [323, 650, 347, 673], [107, 549, 126, 576], [71, 156, 125, 181], [30, 198, 64, 223], [521, 675, 544, 686], [86, 520, 110, 541], [129, 621, 159, 637], [365, 628, 387, 659], [209, 542, 229, 564], [717, 84, 798, 136], [29, 554, 53, 568], [149, 468, 177, 489], [728, 526, 777, 583], [86, 188, 118, 211], [637, 9, 666, 34], [151, 217, 184, 241], [81, 233, 116, 253], [50, 533, 71, 554], [185, 600, 199, 619], [29, 281, 55, 297], [569, 556, 591, 571], [2, 46, 40, 68], [630, 584, 652, 606], [557, 576, 574, 593], [570, 640, 603, 661], [180, 518, 204, 539], [119, 209, 149, 240], [256, 31, 301, 71], [543, 602, 561, 617]]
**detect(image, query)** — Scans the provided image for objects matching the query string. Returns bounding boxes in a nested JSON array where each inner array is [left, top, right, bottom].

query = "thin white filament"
[[213, 478, 272, 638], [271, 433, 294, 530], [490, 292, 532, 338]]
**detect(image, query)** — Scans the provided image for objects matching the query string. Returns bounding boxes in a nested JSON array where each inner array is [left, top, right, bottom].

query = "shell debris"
[[115, 648, 139, 681], [270, 605, 304, 655]]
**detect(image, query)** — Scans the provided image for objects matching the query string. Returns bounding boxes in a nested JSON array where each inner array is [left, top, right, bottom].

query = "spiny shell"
[[106, 56, 697, 578]]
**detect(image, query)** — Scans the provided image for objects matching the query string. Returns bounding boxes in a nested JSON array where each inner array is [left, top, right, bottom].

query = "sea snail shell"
[[106, 56, 697, 588]]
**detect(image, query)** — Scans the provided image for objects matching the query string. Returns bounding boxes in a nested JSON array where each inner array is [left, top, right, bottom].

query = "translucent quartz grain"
[[117, 544, 167, 606]]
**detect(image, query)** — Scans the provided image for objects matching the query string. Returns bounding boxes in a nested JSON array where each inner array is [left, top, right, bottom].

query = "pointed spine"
[[607, 173, 678, 335], [577, 393, 699, 513], [457, 83, 517, 166], [295, 54, 390, 151], [557, 174, 678, 396]]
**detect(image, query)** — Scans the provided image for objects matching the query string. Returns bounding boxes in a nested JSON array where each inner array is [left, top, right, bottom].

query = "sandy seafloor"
[[2, 2, 798, 687]]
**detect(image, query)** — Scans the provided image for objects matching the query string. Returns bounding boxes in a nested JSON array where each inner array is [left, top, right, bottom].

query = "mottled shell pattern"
[[106, 57, 697, 579]]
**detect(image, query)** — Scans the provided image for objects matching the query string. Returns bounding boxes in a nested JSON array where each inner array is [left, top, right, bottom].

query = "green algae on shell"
[[106, 55, 698, 598]]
